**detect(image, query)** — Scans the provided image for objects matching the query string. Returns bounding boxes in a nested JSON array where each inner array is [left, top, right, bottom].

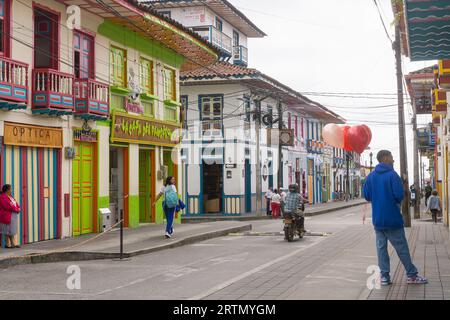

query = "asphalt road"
[[0, 205, 377, 300]]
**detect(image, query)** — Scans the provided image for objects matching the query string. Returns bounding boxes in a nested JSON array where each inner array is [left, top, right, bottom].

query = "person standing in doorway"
[[363, 150, 428, 286], [271, 189, 282, 219], [265, 188, 274, 216], [427, 190, 442, 224], [154, 176, 179, 239], [0, 184, 21, 249]]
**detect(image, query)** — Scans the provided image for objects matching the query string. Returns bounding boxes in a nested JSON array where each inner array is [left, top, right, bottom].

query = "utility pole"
[[255, 99, 262, 216], [394, 25, 411, 227], [369, 152, 373, 173], [277, 100, 283, 192], [412, 104, 421, 219], [345, 151, 350, 202]]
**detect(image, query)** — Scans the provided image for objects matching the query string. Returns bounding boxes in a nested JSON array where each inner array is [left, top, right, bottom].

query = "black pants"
[[431, 209, 440, 223], [266, 199, 271, 215]]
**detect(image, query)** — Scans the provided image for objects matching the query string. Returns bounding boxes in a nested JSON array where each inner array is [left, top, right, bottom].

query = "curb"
[[183, 201, 367, 223], [305, 201, 367, 217], [0, 224, 252, 267]]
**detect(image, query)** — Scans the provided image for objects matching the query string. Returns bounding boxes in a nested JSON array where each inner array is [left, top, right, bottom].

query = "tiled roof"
[[181, 62, 345, 124], [143, 0, 266, 37], [410, 65, 437, 75], [181, 61, 260, 79]]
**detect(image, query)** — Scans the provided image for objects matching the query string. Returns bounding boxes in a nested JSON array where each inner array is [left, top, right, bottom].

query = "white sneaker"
[[165, 232, 171, 239]]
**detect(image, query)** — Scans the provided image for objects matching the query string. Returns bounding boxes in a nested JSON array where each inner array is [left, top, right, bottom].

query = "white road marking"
[[189, 236, 326, 300], [305, 275, 359, 283], [209, 252, 249, 265]]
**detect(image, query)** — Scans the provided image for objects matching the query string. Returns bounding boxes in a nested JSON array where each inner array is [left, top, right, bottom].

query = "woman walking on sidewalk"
[[0, 184, 21, 249], [271, 189, 282, 219], [427, 190, 441, 224], [153, 176, 183, 239]]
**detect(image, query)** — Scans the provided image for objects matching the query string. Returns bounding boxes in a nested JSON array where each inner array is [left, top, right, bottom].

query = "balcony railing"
[[0, 56, 28, 107], [233, 45, 248, 66], [32, 69, 74, 115], [191, 25, 232, 55], [74, 79, 109, 119]]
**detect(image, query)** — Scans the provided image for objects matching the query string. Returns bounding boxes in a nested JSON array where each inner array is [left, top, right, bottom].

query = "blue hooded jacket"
[[363, 163, 405, 230]]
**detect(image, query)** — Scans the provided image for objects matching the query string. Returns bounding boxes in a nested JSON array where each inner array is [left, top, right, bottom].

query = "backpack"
[[165, 187, 179, 209]]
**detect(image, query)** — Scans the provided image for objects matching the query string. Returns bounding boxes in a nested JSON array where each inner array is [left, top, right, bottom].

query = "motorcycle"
[[283, 202, 306, 242]]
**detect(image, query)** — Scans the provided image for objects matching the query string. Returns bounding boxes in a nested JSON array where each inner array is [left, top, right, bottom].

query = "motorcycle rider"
[[283, 184, 305, 232]]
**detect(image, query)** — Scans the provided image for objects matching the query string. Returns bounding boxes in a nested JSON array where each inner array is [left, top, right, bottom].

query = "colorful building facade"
[[0, 0, 218, 244]]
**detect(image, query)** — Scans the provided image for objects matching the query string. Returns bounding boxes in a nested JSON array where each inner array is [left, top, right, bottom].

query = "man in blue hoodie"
[[363, 150, 427, 286]]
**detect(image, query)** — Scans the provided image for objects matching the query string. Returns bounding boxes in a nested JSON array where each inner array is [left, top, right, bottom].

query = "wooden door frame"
[[150, 149, 156, 222]]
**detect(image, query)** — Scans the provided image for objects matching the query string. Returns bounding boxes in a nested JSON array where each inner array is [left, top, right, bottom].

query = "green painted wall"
[[128, 195, 140, 228], [98, 20, 185, 69]]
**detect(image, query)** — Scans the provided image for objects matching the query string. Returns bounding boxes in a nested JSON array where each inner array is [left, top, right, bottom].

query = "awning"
[[404, 0, 450, 61]]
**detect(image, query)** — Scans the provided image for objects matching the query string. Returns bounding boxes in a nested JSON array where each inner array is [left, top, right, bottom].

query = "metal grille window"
[[201, 96, 223, 136]]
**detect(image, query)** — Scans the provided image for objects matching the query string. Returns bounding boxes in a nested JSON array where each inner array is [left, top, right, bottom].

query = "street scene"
[[0, 0, 449, 304]]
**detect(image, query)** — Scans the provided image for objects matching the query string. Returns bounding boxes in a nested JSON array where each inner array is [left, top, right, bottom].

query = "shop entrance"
[[2, 145, 60, 244], [110, 147, 129, 227], [139, 149, 155, 223], [203, 162, 223, 214], [73, 141, 97, 236]]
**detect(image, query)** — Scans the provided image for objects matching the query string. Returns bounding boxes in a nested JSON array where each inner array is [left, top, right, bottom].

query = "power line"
[[373, 0, 393, 44]]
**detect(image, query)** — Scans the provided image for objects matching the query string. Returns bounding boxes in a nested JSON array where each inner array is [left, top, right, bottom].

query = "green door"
[[139, 150, 152, 223], [73, 141, 95, 236]]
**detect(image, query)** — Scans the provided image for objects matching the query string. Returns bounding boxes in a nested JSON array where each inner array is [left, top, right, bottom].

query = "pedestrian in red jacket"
[[0, 184, 21, 249]]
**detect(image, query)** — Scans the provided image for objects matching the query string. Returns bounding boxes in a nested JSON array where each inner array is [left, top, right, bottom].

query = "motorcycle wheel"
[[285, 225, 294, 242]]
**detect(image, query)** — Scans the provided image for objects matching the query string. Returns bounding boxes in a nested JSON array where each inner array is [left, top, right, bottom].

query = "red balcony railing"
[[0, 56, 28, 106], [32, 68, 74, 114], [74, 79, 109, 119]]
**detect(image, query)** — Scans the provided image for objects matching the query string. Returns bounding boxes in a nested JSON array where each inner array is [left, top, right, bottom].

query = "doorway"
[[73, 141, 97, 236], [139, 149, 155, 223], [34, 6, 59, 69], [203, 162, 223, 214], [110, 147, 129, 227]]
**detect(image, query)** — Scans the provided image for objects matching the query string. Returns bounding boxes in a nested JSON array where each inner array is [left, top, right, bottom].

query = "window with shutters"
[[110, 46, 127, 88]]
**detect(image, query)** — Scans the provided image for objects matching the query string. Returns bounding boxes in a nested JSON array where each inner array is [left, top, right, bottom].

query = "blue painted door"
[[268, 160, 273, 189], [245, 159, 251, 213]]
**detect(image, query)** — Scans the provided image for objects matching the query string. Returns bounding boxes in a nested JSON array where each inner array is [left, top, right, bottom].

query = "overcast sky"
[[233, 0, 433, 182]]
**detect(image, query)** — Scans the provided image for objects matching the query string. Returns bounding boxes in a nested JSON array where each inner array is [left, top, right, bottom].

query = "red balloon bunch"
[[322, 124, 372, 154]]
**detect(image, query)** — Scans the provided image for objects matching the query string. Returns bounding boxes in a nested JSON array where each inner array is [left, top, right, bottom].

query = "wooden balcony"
[[0, 56, 28, 110], [32, 69, 74, 115], [191, 25, 232, 56], [233, 45, 248, 66], [74, 79, 109, 120]]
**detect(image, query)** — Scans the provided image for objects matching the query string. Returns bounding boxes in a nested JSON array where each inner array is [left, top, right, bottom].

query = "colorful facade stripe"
[[2, 145, 60, 245]]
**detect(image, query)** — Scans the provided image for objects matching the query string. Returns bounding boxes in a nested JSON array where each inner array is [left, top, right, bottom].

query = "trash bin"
[[99, 208, 112, 232]]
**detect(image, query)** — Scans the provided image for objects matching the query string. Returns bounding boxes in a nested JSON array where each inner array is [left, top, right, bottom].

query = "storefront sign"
[[111, 111, 181, 146], [4, 122, 63, 148], [74, 128, 98, 142], [125, 101, 144, 114]]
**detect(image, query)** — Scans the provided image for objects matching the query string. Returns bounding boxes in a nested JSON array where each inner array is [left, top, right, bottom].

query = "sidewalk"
[[363, 221, 450, 300], [0, 221, 251, 267], [183, 198, 367, 223]]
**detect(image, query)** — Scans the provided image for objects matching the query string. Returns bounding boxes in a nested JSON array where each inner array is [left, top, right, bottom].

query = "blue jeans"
[[375, 228, 418, 280], [164, 205, 175, 235]]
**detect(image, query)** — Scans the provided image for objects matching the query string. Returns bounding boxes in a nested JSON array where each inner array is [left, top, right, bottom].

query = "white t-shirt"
[[271, 194, 282, 204], [160, 185, 177, 195]]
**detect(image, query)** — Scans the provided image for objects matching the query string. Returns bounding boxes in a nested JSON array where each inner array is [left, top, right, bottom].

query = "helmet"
[[288, 184, 299, 193]]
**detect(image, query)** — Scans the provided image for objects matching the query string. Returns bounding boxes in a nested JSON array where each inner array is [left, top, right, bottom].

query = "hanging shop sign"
[[4, 122, 63, 148], [74, 129, 98, 142], [111, 111, 181, 147]]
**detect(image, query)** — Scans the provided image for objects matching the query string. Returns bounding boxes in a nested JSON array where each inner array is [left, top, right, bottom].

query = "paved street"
[[1, 205, 449, 300]]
